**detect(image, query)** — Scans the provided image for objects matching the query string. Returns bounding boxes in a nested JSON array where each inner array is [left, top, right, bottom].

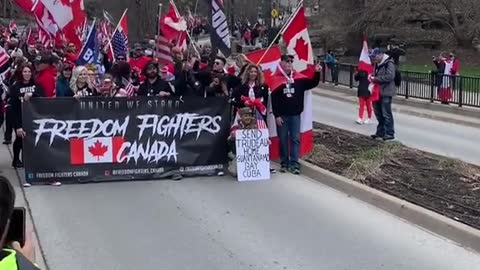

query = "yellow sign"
[[271, 9, 279, 18]]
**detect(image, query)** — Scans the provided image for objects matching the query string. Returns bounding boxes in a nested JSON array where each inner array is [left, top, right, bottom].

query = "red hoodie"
[[65, 52, 78, 63], [129, 56, 150, 82], [36, 66, 57, 98]]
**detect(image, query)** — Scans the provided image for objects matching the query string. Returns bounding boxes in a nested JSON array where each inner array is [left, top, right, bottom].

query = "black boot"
[[12, 160, 23, 168]]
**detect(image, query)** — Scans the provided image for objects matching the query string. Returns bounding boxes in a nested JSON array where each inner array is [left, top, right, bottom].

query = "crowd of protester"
[[0, 26, 323, 186]]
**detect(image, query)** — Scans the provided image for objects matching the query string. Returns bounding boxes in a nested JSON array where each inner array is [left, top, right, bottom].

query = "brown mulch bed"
[[306, 122, 480, 230]]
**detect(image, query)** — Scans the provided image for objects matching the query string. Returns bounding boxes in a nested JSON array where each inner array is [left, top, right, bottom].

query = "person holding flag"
[[271, 55, 321, 175], [355, 37, 376, 125]]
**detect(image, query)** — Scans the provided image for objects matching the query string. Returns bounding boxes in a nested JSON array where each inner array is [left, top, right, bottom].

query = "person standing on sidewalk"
[[368, 48, 396, 141], [325, 50, 338, 85], [354, 68, 372, 124]]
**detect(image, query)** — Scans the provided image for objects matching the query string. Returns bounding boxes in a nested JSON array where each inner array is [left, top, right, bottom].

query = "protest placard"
[[235, 129, 270, 181]]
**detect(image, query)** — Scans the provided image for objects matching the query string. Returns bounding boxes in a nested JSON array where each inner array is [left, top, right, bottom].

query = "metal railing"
[[320, 62, 480, 108]]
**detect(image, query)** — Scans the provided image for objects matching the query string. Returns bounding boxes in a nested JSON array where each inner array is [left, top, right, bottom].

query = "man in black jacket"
[[271, 55, 321, 174], [137, 62, 170, 97]]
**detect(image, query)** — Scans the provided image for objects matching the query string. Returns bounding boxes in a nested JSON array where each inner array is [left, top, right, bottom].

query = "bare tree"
[[351, 0, 480, 47]]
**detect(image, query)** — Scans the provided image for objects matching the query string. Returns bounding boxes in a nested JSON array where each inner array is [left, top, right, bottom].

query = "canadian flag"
[[358, 36, 373, 74], [358, 36, 379, 102], [245, 46, 282, 79], [160, 3, 187, 51], [14, 0, 85, 48], [39, 0, 86, 48], [70, 137, 124, 165], [266, 5, 315, 160]]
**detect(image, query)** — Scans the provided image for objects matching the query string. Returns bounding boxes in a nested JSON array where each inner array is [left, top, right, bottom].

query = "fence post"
[[405, 72, 409, 99], [321, 62, 326, 83], [458, 76, 463, 107], [349, 65, 354, 89], [430, 72, 435, 103]]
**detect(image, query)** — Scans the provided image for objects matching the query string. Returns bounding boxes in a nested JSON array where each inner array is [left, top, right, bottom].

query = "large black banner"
[[23, 97, 230, 184]]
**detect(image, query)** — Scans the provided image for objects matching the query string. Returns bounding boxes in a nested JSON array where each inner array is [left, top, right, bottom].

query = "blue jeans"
[[277, 115, 301, 169], [373, 96, 395, 137]]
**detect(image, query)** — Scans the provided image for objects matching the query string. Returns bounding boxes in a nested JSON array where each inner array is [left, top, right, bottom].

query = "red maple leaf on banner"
[[294, 37, 309, 61], [88, 140, 108, 161]]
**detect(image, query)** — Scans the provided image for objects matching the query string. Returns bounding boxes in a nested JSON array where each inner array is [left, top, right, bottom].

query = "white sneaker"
[[356, 118, 363, 125], [23, 183, 32, 188], [50, 181, 62, 187], [364, 119, 371, 124]]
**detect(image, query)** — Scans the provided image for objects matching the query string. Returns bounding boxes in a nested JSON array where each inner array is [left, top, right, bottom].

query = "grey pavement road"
[[20, 172, 480, 270], [311, 94, 480, 166]]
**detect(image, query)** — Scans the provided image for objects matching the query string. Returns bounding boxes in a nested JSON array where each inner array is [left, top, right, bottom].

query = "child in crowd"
[[354, 68, 373, 124]]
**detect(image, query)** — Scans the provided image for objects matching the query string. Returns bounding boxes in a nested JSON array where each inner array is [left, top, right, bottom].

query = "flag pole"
[[169, 0, 201, 56], [157, 3, 163, 37], [156, 3, 163, 58], [105, 8, 128, 59], [256, 1, 303, 65]]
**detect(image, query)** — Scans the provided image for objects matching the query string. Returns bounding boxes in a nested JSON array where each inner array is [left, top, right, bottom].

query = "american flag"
[[0, 46, 11, 75], [255, 110, 268, 129], [157, 35, 173, 65], [111, 10, 129, 60], [122, 77, 138, 98], [38, 28, 52, 48]]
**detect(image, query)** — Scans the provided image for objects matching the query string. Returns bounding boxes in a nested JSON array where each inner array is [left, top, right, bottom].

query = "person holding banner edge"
[[9, 63, 43, 170]]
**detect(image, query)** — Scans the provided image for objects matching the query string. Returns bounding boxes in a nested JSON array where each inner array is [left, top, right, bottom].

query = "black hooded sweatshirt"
[[8, 80, 44, 129]]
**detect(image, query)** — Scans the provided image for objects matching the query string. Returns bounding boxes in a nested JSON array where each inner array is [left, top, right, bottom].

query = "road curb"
[[299, 160, 480, 254], [313, 89, 480, 129]]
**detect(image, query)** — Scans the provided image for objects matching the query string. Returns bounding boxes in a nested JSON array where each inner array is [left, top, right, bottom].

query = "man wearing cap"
[[138, 62, 171, 97], [369, 48, 396, 141], [34, 54, 57, 98], [271, 54, 322, 175]]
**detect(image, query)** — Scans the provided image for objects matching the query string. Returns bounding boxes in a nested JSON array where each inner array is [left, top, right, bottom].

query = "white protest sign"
[[235, 129, 271, 181]]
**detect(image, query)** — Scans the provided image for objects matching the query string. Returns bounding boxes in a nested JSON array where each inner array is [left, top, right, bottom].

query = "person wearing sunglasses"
[[271, 54, 322, 175], [200, 56, 241, 97]]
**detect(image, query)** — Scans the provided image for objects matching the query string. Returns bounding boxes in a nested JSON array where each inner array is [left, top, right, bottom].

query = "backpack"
[[394, 68, 402, 87]]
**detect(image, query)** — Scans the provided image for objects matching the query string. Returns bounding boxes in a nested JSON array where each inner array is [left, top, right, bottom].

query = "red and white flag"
[[40, 0, 86, 49], [0, 46, 11, 69], [265, 5, 315, 160], [70, 137, 125, 165], [358, 36, 373, 74], [37, 27, 53, 48], [9, 20, 17, 33], [358, 36, 379, 102], [245, 45, 282, 79], [157, 35, 174, 65], [160, 3, 187, 51]]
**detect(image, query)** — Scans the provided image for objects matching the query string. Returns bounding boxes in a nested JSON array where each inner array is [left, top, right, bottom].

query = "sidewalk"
[[0, 138, 47, 269], [315, 83, 480, 129]]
